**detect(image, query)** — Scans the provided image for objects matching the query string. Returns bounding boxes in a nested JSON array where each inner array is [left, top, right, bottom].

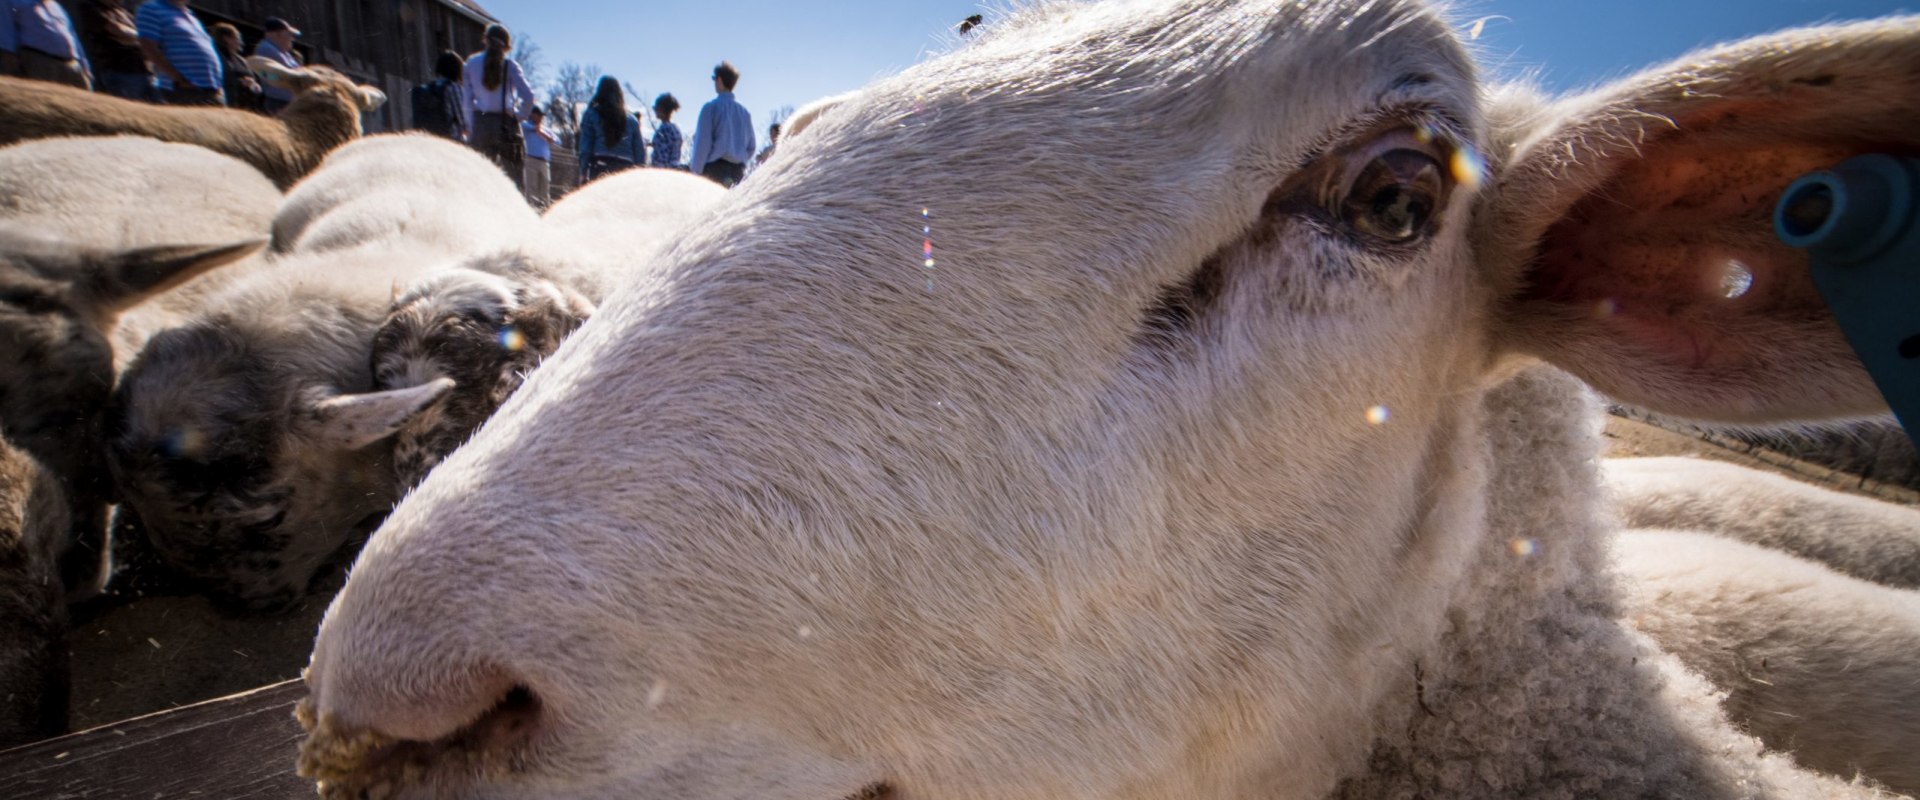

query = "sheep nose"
[[300, 660, 547, 791]]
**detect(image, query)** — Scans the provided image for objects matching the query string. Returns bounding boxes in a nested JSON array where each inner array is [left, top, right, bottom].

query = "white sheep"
[[1615, 528, 1920, 796], [372, 168, 725, 486], [272, 133, 539, 256], [1601, 457, 1920, 793], [0, 60, 384, 191], [1608, 456, 1920, 588], [0, 136, 283, 370], [107, 135, 533, 612], [297, 4, 1920, 798]]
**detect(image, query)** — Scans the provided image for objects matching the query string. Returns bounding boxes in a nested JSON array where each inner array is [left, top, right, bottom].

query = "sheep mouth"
[[296, 686, 544, 799]]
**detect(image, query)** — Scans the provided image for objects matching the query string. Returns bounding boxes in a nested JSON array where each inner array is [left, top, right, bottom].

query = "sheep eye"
[[1338, 149, 1444, 244]]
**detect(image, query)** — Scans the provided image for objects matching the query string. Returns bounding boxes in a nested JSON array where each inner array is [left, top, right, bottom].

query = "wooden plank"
[[0, 679, 310, 799]]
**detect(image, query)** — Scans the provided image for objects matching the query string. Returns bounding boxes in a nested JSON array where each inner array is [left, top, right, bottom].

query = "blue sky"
[[478, 0, 1912, 130]]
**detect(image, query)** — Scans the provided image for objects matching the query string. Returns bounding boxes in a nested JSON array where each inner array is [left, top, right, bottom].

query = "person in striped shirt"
[[134, 0, 220, 106]]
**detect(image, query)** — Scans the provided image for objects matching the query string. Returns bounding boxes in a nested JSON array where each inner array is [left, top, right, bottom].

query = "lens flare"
[[1720, 260, 1754, 299], [1449, 145, 1486, 193], [1365, 405, 1390, 425], [1509, 538, 1538, 557], [498, 327, 526, 352], [163, 426, 206, 458]]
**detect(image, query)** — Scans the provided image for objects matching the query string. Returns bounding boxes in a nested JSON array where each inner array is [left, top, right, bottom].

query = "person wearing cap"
[[1, 0, 94, 90], [134, 0, 221, 105], [521, 105, 557, 208], [251, 15, 302, 113]]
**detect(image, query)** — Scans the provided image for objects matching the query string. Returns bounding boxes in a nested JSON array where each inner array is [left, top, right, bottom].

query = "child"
[[649, 93, 685, 170]]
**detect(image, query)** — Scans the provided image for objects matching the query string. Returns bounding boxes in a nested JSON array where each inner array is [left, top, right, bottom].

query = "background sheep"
[[1608, 456, 1920, 588], [0, 224, 262, 603], [0, 136, 279, 599], [0, 437, 68, 747], [1615, 527, 1920, 796], [297, 4, 1920, 798], [271, 133, 539, 256], [0, 58, 385, 191], [107, 135, 534, 612], [0, 136, 283, 368], [373, 168, 724, 486]]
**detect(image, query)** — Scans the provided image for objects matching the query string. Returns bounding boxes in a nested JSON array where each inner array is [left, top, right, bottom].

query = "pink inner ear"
[[1524, 138, 1862, 369]]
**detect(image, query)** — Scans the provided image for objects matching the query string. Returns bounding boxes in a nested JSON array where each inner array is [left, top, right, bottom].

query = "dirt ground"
[[63, 571, 340, 732], [55, 415, 1915, 735]]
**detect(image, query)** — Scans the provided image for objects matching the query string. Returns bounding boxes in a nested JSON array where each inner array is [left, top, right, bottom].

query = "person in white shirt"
[[462, 23, 535, 189]]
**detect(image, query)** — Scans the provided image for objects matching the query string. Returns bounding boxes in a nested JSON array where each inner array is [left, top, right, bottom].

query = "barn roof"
[[436, 0, 498, 25]]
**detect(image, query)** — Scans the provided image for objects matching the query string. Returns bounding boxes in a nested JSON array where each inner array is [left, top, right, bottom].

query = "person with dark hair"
[[134, 0, 222, 105], [462, 23, 535, 187], [690, 60, 754, 188], [753, 120, 781, 168], [2, 0, 93, 90], [250, 16, 302, 113], [649, 92, 684, 170], [75, 0, 154, 101], [576, 74, 644, 183], [410, 49, 467, 141], [208, 22, 262, 112]]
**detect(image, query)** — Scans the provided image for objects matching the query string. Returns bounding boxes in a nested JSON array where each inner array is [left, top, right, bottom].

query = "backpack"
[[411, 79, 461, 138]]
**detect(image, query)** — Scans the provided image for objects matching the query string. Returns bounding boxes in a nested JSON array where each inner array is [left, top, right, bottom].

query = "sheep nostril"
[[466, 685, 542, 752], [299, 685, 546, 796]]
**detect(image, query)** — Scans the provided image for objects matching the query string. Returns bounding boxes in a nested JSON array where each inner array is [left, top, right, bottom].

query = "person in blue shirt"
[[1, 0, 92, 90], [576, 75, 645, 184], [134, 0, 220, 105], [250, 16, 302, 114], [522, 105, 557, 208], [690, 61, 755, 188], [649, 93, 685, 170]]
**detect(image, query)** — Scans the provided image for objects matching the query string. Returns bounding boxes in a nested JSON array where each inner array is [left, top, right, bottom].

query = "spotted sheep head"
[[298, 2, 1920, 797], [372, 261, 596, 489]]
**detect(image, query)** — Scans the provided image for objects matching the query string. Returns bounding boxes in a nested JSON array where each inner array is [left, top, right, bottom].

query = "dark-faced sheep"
[[0, 136, 280, 598], [0, 58, 385, 190], [0, 224, 261, 600]]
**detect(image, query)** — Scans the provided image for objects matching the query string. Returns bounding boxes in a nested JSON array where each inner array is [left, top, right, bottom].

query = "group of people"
[[2, 0, 303, 111], [408, 22, 776, 209]]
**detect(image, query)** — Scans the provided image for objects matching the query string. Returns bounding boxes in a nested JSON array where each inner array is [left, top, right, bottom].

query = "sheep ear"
[[299, 379, 454, 452], [1485, 18, 1920, 423], [784, 90, 859, 142], [79, 238, 265, 315], [354, 87, 387, 112], [248, 56, 315, 92]]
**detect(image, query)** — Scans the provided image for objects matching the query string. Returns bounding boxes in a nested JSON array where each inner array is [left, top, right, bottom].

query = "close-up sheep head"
[[293, 1, 1918, 797], [372, 262, 595, 489]]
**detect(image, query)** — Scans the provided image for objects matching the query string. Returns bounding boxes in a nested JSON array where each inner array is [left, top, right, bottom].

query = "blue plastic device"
[[1775, 154, 1920, 450]]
